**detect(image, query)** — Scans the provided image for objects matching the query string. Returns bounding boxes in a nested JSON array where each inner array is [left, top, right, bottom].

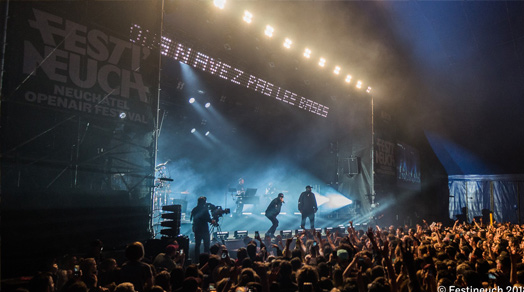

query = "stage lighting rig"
[[280, 230, 293, 238], [243, 11, 252, 23], [265, 25, 274, 37], [283, 38, 292, 49], [213, 0, 226, 9], [304, 48, 311, 58], [214, 231, 229, 239], [234, 230, 248, 239]]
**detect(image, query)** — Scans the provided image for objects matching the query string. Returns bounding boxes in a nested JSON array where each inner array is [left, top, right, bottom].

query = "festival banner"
[[2, 1, 160, 127], [1, 1, 161, 195]]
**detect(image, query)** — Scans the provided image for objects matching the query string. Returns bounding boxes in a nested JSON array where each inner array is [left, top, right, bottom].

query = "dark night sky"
[[381, 1, 524, 175]]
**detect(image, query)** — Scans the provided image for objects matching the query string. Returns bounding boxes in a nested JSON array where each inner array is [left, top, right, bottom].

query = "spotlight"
[[189, 97, 195, 104], [345, 75, 352, 83], [295, 229, 305, 235], [119, 112, 126, 119], [243, 10, 253, 23], [366, 86, 372, 93], [264, 25, 274, 37], [303, 48, 311, 58], [234, 230, 248, 239], [280, 230, 293, 238], [214, 231, 229, 239], [213, 0, 226, 9], [356, 80, 362, 89], [318, 57, 326, 67], [283, 38, 292, 49], [205, 131, 210, 136], [205, 102, 211, 108], [334, 66, 341, 75], [190, 128, 196, 133]]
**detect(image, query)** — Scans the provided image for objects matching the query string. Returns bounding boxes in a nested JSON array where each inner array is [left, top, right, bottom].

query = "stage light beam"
[[189, 97, 195, 104], [324, 194, 352, 209], [190, 128, 196, 133], [205, 102, 211, 108], [315, 193, 329, 206]]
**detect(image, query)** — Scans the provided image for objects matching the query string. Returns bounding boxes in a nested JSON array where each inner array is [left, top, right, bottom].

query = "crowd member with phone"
[[153, 243, 184, 272]]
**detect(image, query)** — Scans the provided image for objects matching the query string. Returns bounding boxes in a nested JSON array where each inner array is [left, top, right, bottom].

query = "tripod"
[[209, 220, 226, 244]]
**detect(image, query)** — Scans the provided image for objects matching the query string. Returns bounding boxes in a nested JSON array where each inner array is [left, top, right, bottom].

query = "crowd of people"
[[20, 218, 524, 292]]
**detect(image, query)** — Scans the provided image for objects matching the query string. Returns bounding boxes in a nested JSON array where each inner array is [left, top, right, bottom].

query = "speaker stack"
[[160, 204, 181, 237]]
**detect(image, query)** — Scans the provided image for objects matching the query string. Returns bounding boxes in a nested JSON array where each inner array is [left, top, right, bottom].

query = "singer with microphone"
[[265, 193, 285, 237]]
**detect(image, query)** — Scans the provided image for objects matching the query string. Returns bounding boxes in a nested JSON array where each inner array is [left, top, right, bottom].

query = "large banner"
[[2, 1, 159, 126], [396, 142, 421, 190], [1, 1, 161, 194]]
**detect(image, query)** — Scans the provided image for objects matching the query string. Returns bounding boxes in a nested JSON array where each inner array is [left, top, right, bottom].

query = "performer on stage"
[[190, 196, 215, 260], [234, 178, 246, 216], [298, 185, 317, 229], [265, 193, 284, 237]]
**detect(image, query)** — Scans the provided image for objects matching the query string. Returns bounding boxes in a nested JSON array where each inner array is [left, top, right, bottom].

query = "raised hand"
[[366, 227, 375, 240]]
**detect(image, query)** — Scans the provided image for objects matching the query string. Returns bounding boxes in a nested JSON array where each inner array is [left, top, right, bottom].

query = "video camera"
[[206, 203, 230, 224]]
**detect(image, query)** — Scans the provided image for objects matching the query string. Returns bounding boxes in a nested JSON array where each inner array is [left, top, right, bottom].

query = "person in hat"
[[298, 185, 317, 229], [265, 193, 285, 236]]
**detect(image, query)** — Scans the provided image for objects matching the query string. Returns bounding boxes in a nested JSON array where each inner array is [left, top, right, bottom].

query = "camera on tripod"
[[206, 203, 230, 225]]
